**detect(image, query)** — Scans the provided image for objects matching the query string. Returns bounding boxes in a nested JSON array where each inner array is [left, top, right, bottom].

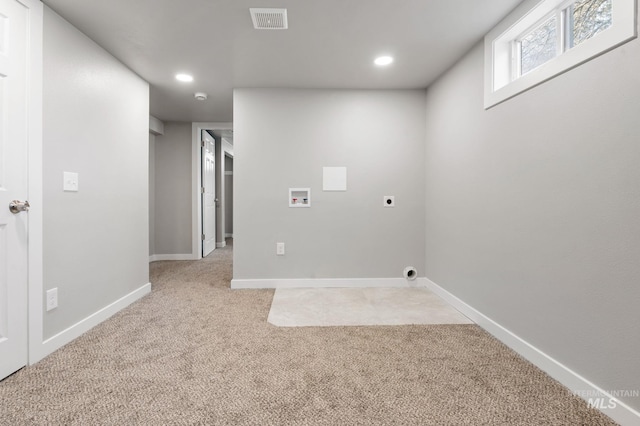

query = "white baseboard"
[[225, 233, 233, 238], [425, 278, 640, 426], [216, 241, 226, 248], [33, 283, 151, 364], [149, 254, 196, 262], [231, 277, 428, 289]]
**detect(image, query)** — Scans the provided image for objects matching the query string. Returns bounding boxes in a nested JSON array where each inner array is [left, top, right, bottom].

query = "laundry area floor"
[[268, 287, 473, 327]]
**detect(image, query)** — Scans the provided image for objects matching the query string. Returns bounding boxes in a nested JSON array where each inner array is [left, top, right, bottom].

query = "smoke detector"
[[250, 8, 288, 30], [194, 92, 208, 101]]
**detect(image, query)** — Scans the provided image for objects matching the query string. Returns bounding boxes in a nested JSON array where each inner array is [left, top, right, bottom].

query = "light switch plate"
[[63, 172, 79, 192]]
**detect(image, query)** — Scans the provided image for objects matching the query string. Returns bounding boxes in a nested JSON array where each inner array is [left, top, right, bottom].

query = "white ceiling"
[[42, 0, 523, 123]]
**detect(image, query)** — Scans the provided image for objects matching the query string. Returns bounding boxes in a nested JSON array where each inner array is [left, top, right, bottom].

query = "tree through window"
[[517, 0, 613, 76], [568, 0, 612, 48]]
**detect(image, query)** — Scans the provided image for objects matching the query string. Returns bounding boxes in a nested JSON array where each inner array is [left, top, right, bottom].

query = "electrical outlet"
[[276, 242, 285, 256], [383, 196, 395, 207], [46, 288, 58, 311]]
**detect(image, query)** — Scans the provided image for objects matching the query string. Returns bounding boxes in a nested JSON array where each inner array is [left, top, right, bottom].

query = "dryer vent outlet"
[[403, 266, 417, 281]]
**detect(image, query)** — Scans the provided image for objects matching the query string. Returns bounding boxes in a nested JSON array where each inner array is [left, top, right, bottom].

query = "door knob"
[[9, 200, 30, 214]]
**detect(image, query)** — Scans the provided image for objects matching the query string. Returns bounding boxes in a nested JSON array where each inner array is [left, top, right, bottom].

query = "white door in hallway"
[[0, 0, 31, 380], [202, 131, 216, 257]]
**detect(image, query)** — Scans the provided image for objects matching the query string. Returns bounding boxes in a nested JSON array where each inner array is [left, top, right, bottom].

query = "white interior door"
[[0, 0, 30, 380], [202, 132, 216, 257]]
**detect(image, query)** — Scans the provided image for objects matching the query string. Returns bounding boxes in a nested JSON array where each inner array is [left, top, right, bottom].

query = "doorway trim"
[[24, 0, 44, 365], [217, 139, 234, 248], [191, 122, 232, 259]]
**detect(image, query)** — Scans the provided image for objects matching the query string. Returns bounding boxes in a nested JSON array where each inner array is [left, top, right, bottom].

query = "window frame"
[[484, 0, 637, 109]]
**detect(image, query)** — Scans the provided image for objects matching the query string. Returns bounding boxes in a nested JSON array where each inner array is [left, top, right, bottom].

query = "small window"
[[484, 0, 636, 108], [519, 14, 558, 75], [568, 0, 613, 48]]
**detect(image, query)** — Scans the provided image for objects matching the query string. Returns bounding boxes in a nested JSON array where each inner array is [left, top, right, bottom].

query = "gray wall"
[[43, 7, 149, 339], [423, 39, 640, 409], [214, 132, 225, 246], [234, 89, 426, 280], [153, 122, 193, 255], [149, 133, 156, 256], [225, 156, 233, 236]]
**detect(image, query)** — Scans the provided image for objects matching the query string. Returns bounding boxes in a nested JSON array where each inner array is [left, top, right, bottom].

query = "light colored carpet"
[[268, 287, 472, 327], [0, 240, 618, 425]]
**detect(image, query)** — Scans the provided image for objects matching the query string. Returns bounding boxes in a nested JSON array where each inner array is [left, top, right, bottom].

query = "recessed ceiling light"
[[374, 56, 394, 66], [175, 73, 194, 82]]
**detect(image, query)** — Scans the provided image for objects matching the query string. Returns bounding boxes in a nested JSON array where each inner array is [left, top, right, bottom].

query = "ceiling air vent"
[[250, 8, 288, 30]]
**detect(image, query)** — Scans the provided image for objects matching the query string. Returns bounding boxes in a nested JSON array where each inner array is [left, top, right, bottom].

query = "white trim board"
[[425, 278, 640, 426], [216, 242, 226, 248], [30, 283, 151, 364], [149, 254, 197, 262], [26, 0, 45, 368], [231, 277, 428, 289]]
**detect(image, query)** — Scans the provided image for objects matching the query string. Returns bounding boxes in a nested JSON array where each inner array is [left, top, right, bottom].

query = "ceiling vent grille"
[[250, 8, 288, 30]]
